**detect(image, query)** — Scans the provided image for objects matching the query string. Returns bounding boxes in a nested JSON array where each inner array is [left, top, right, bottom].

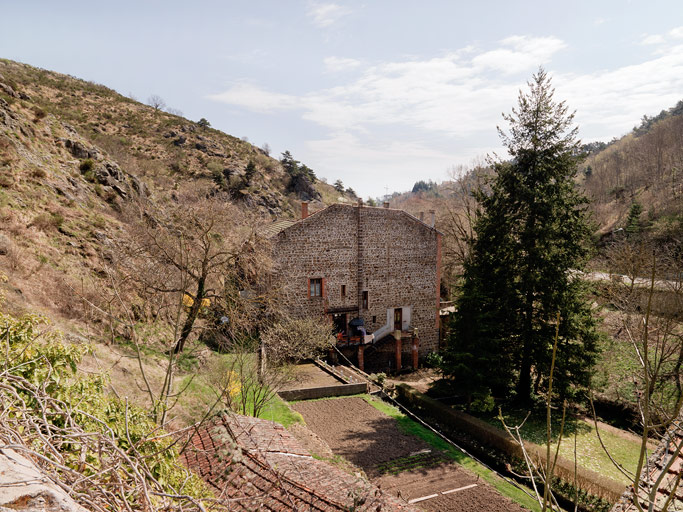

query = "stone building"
[[264, 200, 442, 369]]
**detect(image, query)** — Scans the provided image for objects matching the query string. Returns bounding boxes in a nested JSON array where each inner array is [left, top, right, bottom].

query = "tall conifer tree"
[[444, 68, 598, 405]]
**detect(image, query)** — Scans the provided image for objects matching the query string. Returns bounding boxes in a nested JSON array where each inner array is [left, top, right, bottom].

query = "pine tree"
[[444, 68, 598, 405], [625, 201, 643, 236]]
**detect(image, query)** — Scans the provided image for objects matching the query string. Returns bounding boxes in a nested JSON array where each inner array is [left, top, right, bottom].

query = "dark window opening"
[[309, 278, 322, 297], [372, 315, 376, 323], [362, 290, 368, 309], [341, 284, 346, 298]]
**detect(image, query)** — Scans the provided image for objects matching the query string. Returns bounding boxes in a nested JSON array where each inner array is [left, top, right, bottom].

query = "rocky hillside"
[[0, 58, 350, 320]]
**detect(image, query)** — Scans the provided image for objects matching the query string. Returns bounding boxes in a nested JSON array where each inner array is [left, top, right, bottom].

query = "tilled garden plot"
[[292, 397, 528, 512]]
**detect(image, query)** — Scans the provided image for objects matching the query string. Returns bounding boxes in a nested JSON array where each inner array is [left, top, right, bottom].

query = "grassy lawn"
[[177, 351, 304, 428], [486, 408, 640, 485], [364, 395, 542, 511], [257, 394, 304, 427]]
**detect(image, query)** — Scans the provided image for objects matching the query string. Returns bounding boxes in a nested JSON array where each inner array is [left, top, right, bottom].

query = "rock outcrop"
[[0, 447, 86, 512]]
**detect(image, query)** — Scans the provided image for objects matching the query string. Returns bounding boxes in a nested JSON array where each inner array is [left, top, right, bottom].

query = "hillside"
[[0, 58, 352, 321], [581, 104, 683, 243]]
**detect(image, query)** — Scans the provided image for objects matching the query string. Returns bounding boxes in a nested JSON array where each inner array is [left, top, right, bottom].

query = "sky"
[[2, 1, 683, 198]]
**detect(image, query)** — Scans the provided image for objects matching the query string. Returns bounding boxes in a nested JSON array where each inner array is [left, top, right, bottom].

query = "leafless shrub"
[[29, 211, 64, 231], [260, 317, 335, 366]]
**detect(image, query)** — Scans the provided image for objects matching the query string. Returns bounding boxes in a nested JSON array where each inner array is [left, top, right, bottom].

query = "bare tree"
[[594, 242, 683, 511], [147, 94, 166, 111], [205, 317, 334, 418], [260, 316, 335, 366], [436, 163, 491, 293], [165, 107, 184, 117], [120, 191, 261, 355]]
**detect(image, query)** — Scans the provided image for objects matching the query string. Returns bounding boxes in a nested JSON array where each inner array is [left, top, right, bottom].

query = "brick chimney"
[[301, 201, 309, 219], [383, 201, 390, 208], [429, 210, 435, 228]]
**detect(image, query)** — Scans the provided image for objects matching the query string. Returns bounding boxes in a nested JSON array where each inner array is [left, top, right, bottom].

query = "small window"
[[362, 290, 368, 309], [309, 278, 322, 297], [372, 315, 376, 323], [341, 285, 346, 298]]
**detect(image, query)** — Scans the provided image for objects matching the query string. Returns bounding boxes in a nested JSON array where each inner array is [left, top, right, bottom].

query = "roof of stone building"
[[611, 422, 683, 512], [258, 219, 297, 239], [181, 413, 417, 511], [261, 202, 442, 239]]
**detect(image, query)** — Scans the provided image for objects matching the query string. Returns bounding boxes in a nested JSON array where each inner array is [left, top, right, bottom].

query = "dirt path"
[[292, 397, 528, 512]]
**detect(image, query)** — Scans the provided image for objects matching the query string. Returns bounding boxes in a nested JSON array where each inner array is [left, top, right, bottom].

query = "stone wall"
[[271, 203, 440, 354]]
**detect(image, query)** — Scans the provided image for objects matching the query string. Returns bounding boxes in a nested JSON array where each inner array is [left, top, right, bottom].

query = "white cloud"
[[306, 132, 464, 196], [207, 83, 300, 113], [554, 43, 683, 137], [323, 56, 362, 73], [207, 36, 683, 196], [472, 36, 566, 74], [640, 34, 665, 45], [669, 26, 683, 39], [210, 36, 562, 138], [306, 2, 351, 28]]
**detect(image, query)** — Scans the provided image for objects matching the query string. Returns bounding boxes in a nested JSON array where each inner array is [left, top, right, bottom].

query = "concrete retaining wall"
[[278, 382, 368, 401]]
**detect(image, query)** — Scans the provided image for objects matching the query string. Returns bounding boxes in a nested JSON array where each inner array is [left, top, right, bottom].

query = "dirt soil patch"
[[280, 363, 343, 391], [293, 397, 528, 512], [293, 397, 431, 472], [386, 368, 440, 394], [377, 465, 526, 512]]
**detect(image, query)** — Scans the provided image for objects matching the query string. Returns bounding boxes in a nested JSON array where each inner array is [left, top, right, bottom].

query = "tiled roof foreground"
[[611, 424, 683, 512], [181, 413, 418, 511]]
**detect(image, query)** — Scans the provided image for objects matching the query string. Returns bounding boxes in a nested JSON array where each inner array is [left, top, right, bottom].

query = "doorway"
[[394, 308, 403, 331], [332, 313, 347, 336]]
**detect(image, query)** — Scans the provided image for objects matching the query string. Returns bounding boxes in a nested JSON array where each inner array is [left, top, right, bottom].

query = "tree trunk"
[[517, 334, 533, 404], [173, 275, 206, 354]]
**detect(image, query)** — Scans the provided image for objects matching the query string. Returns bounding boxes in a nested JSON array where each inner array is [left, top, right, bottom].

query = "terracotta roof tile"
[[611, 425, 683, 512], [181, 413, 417, 511]]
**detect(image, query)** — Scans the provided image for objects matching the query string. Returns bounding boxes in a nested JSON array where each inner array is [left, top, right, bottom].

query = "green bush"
[[0, 307, 211, 509]]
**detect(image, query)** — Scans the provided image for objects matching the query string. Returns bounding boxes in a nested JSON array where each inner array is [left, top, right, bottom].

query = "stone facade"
[[269, 202, 441, 355]]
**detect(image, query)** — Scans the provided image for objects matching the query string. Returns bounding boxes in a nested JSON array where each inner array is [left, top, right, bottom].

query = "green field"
[[487, 409, 641, 485]]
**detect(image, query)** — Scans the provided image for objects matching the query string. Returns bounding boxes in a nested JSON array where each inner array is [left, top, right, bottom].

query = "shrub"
[[370, 372, 387, 386], [0, 310, 211, 510], [31, 167, 47, 178], [30, 212, 64, 231], [32, 107, 47, 122], [79, 158, 94, 172]]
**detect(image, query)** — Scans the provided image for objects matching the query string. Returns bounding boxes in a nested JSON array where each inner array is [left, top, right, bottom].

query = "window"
[[309, 278, 322, 297], [362, 290, 368, 309], [372, 315, 376, 323], [341, 285, 346, 299]]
